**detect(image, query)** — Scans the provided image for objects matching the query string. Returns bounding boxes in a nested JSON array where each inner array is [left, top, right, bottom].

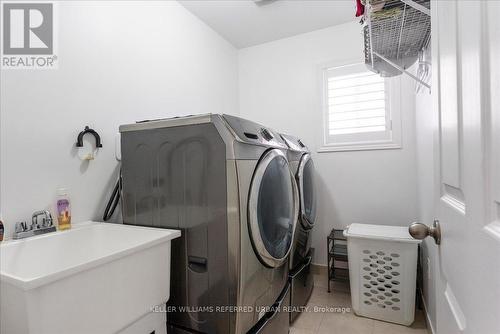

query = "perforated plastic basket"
[[344, 223, 421, 326]]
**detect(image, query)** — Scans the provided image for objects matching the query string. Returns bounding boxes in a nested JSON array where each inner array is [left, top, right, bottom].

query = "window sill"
[[317, 142, 401, 153]]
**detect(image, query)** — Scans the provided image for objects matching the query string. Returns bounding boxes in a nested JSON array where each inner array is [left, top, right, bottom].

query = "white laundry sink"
[[0, 221, 180, 334]]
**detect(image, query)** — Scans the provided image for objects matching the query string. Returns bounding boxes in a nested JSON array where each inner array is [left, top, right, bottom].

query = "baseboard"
[[311, 263, 328, 275]]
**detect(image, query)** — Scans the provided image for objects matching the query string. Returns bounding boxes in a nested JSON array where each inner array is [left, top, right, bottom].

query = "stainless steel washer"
[[119, 114, 298, 334], [280, 134, 317, 323]]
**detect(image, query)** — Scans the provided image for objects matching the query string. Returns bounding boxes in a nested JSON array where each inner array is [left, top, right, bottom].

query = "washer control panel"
[[260, 128, 274, 141], [222, 114, 286, 148]]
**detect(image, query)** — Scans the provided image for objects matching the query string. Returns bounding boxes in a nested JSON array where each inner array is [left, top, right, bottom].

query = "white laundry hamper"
[[344, 223, 421, 326]]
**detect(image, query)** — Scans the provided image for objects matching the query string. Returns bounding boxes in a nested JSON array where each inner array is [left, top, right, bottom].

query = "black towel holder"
[[76, 126, 103, 148]]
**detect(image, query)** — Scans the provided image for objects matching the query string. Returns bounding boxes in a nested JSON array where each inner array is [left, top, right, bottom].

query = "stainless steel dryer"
[[280, 134, 317, 323], [119, 114, 298, 334]]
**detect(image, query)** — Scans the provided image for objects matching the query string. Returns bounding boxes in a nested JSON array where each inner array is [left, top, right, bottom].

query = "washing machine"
[[119, 114, 298, 334], [280, 134, 317, 323]]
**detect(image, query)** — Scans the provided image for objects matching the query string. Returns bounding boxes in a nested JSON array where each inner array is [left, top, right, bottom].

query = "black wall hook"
[[76, 126, 103, 148]]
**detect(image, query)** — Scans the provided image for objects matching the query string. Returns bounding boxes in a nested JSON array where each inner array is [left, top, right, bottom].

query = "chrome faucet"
[[13, 210, 57, 239]]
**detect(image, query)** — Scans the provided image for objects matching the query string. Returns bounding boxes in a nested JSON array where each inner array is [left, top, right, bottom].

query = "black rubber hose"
[[103, 173, 121, 221]]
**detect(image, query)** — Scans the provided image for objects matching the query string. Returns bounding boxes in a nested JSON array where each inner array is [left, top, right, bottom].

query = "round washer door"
[[297, 153, 317, 229], [248, 149, 298, 268]]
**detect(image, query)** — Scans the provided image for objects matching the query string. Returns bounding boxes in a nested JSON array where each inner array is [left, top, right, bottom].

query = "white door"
[[431, 1, 500, 333]]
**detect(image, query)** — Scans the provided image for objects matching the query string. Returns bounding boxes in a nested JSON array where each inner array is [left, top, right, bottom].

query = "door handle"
[[246, 282, 291, 334], [188, 256, 207, 273], [409, 219, 441, 245], [289, 256, 312, 279]]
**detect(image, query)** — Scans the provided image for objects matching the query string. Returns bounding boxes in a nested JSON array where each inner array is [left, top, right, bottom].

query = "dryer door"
[[297, 153, 316, 229], [248, 149, 298, 268]]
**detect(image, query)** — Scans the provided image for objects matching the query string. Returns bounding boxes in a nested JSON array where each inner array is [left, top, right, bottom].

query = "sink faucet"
[[13, 210, 57, 240]]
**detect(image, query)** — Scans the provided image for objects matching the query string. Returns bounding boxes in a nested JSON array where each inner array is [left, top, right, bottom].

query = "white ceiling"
[[179, 0, 356, 49]]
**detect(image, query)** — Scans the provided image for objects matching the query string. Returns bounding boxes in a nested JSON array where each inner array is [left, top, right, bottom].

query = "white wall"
[[415, 87, 437, 333], [1, 3, 420, 269], [238, 21, 418, 265], [0, 1, 238, 237]]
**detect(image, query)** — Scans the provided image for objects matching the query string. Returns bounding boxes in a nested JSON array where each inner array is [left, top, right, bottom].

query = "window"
[[319, 62, 401, 152]]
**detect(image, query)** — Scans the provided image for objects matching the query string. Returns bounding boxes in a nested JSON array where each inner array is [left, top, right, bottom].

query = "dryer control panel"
[[280, 133, 308, 152]]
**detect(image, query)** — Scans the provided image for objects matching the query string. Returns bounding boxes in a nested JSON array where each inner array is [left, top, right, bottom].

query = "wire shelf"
[[363, 0, 431, 84]]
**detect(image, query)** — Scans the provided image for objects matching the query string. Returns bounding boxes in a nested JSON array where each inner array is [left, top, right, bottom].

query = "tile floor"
[[290, 273, 429, 334]]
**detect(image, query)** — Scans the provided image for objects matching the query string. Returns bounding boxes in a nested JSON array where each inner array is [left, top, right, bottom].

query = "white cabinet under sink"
[[118, 309, 167, 334], [0, 222, 180, 334]]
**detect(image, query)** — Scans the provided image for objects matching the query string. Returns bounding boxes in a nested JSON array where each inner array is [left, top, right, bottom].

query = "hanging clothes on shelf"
[[362, 0, 387, 13], [355, 0, 365, 17], [362, 0, 431, 89]]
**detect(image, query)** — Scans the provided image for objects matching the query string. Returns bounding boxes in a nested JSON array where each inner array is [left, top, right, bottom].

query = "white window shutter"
[[328, 71, 387, 136], [319, 62, 402, 152]]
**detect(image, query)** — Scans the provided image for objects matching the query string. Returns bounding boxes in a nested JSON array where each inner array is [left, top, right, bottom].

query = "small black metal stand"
[[327, 228, 349, 293]]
